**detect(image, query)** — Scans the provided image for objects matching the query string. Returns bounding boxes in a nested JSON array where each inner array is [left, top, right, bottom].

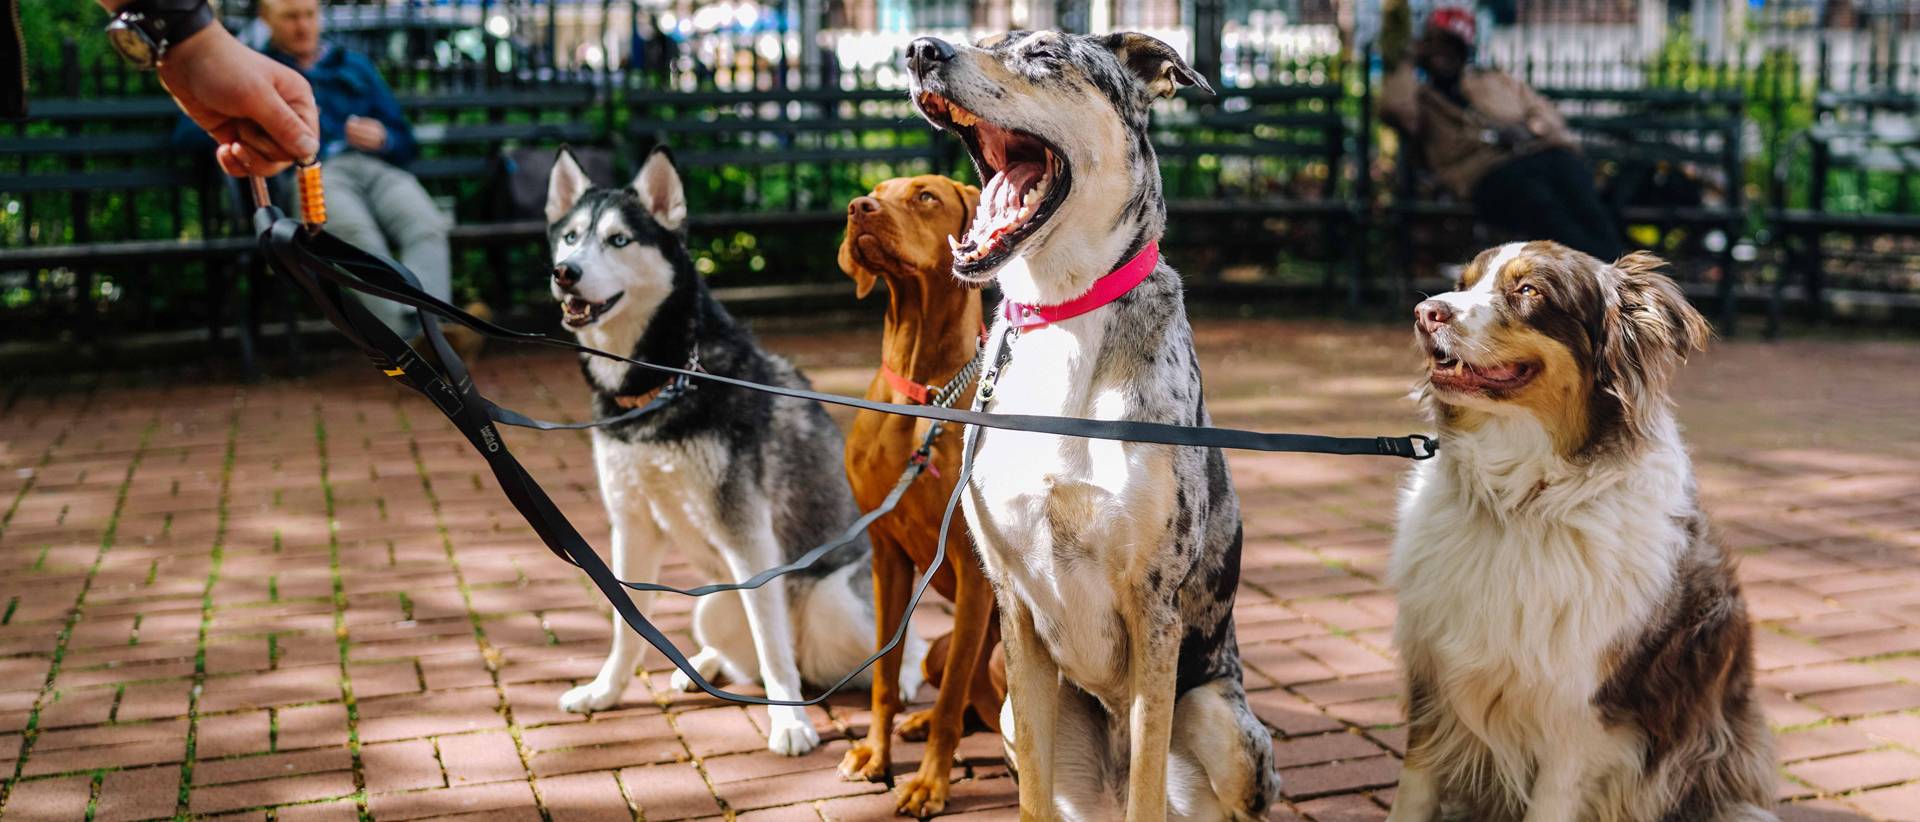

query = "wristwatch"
[[105, 0, 216, 70]]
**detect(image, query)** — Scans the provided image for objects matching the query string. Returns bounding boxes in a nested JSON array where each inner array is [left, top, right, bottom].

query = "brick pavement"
[[3, 319, 1919, 821]]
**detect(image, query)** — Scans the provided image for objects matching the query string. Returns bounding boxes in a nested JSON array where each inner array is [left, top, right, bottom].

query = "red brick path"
[[3, 320, 1919, 821]]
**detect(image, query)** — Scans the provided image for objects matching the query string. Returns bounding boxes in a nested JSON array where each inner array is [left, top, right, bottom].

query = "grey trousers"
[[322, 152, 453, 339]]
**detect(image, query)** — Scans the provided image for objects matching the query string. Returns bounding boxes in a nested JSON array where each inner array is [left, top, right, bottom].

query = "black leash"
[[252, 183, 1436, 708], [260, 205, 971, 706], [268, 228, 1438, 461]]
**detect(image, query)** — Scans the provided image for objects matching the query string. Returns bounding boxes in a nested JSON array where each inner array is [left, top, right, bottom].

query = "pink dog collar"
[[1002, 242, 1159, 330]]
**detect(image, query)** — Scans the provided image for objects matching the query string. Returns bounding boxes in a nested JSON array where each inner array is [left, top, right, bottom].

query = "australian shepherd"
[[1388, 242, 1776, 821]]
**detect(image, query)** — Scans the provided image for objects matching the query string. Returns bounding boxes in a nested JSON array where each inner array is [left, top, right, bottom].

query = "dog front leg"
[[840, 531, 912, 782], [720, 526, 821, 756], [1522, 748, 1589, 822], [1003, 597, 1062, 822], [560, 510, 664, 713], [896, 553, 996, 817], [1385, 764, 1440, 822], [1124, 607, 1179, 822]]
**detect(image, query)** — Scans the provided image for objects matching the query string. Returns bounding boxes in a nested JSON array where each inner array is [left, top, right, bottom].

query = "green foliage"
[[19, 2, 116, 96]]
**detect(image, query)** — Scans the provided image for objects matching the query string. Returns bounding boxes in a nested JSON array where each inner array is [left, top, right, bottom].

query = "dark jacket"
[[268, 41, 417, 166], [1381, 61, 1577, 198]]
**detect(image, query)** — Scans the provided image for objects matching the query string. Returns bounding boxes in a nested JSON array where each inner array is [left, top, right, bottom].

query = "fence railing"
[[5, 3, 1920, 354]]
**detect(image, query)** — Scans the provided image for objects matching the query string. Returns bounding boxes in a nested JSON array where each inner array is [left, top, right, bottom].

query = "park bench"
[[1152, 78, 1369, 303], [1387, 86, 1746, 329], [624, 87, 956, 228], [0, 83, 618, 373], [0, 96, 261, 363], [1768, 89, 1920, 334]]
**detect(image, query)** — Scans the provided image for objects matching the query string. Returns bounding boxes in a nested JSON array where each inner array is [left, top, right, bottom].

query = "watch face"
[[107, 20, 160, 69]]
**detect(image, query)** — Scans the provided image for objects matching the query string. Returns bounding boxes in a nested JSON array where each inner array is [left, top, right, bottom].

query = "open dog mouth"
[[917, 91, 1071, 280], [1428, 344, 1538, 393], [560, 292, 623, 328]]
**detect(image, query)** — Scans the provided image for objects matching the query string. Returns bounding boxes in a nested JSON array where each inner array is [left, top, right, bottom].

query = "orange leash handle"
[[295, 158, 326, 229]]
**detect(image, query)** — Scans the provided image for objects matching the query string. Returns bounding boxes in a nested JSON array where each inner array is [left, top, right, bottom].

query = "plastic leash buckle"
[[295, 157, 326, 231]]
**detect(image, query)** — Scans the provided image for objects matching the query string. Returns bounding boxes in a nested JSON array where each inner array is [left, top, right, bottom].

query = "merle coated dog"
[[543, 147, 924, 756], [907, 32, 1281, 820]]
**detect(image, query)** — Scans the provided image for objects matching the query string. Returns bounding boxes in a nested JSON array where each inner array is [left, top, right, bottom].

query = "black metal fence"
[[4, 1, 1919, 363]]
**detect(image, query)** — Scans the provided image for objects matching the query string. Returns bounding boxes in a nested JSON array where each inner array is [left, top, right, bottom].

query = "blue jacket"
[[174, 40, 418, 167]]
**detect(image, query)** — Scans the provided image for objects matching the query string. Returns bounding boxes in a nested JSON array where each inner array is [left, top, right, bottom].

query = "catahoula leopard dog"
[[906, 32, 1281, 820]]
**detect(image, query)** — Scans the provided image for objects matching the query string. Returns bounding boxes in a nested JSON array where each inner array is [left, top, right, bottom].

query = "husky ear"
[[1102, 32, 1214, 99], [631, 146, 688, 233], [546, 147, 592, 226]]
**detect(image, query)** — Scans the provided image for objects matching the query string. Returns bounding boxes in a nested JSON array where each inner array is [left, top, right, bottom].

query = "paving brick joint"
[[3, 320, 1919, 821]]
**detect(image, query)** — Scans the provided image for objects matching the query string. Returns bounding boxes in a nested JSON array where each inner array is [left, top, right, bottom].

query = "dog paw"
[[896, 709, 935, 742], [558, 678, 625, 714], [668, 647, 724, 693], [766, 717, 822, 756], [838, 740, 890, 782], [895, 771, 950, 818]]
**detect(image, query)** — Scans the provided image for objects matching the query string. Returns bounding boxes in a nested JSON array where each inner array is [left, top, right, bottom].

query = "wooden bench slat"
[[0, 168, 202, 193], [0, 133, 179, 157], [629, 117, 930, 135], [675, 146, 942, 166], [0, 237, 251, 265]]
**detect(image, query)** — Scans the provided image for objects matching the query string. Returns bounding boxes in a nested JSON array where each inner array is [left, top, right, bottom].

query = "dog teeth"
[[950, 106, 979, 127], [948, 234, 963, 256]]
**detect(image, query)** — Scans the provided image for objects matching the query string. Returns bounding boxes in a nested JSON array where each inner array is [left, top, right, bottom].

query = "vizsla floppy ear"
[[950, 179, 980, 242], [838, 229, 878, 299]]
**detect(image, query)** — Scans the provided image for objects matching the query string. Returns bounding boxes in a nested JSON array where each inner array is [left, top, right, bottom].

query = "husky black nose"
[[553, 261, 582, 289], [907, 37, 954, 77]]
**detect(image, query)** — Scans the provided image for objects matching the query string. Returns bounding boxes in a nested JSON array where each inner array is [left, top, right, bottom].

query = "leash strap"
[[260, 210, 945, 706], [272, 246, 1437, 461]]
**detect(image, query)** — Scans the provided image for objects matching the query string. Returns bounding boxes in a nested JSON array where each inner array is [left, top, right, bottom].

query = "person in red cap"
[[1381, 3, 1624, 260]]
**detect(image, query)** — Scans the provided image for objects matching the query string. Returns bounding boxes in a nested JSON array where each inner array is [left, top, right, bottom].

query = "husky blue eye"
[[563, 231, 579, 244], [610, 234, 632, 248]]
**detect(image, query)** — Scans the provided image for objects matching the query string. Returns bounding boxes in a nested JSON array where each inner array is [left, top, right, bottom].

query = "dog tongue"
[[968, 161, 1045, 249], [1473, 362, 1525, 382]]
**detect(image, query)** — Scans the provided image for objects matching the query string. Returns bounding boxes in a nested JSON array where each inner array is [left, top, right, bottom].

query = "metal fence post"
[[1056, 0, 1090, 34], [1192, 0, 1225, 92]]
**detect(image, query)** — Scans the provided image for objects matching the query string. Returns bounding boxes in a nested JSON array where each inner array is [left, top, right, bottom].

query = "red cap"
[[1426, 7, 1477, 46]]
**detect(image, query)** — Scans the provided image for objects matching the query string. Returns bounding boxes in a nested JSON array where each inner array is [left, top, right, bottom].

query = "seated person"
[[181, 0, 482, 359], [1381, 5, 1624, 261]]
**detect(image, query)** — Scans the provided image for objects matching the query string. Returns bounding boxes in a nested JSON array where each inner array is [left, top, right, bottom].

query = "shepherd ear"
[[1102, 32, 1213, 99], [1598, 251, 1712, 437], [631, 147, 688, 232], [546, 147, 591, 225]]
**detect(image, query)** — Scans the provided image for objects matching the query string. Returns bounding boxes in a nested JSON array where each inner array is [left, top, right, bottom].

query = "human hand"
[[345, 116, 388, 153], [157, 26, 318, 176]]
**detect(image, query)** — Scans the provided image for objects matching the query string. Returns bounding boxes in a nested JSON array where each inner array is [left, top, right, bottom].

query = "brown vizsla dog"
[[837, 175, 1004, 817]]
